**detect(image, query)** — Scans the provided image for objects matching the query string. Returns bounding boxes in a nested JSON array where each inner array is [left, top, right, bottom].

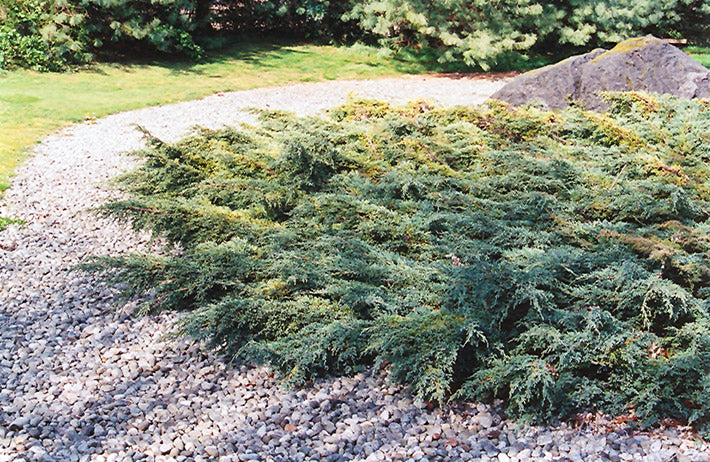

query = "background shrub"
[[215, 0, 359, 41], [2, 0, 708, 71], [73, 0, 206, 59], [0, 0, 88, 71], [0, 0, 205, 70], [345, 0, 710, 68], [91, 93, 710, 434]]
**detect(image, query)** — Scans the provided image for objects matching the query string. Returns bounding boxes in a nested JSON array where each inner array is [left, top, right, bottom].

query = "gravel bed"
[[1, 75, 709, 462]]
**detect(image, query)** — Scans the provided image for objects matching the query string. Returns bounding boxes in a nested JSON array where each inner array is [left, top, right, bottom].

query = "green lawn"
[[688, 46, 710, 67], [0, 41, 446, 192]]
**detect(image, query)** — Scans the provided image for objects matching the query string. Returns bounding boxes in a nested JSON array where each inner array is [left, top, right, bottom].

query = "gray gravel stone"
[[1, 76, 708, 462]]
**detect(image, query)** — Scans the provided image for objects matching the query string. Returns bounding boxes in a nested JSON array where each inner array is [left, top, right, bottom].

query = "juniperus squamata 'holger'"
[[88, 93, 710, 434]]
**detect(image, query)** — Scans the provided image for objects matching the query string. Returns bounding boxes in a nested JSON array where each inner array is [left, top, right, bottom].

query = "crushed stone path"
[[1, 75, 709, 462]]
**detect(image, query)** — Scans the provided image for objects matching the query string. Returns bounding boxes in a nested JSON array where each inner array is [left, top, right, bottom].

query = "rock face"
[[491, 36, 710, 110]]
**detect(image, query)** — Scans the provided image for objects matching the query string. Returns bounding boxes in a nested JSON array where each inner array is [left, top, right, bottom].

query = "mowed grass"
[[688, 46, 710, 67], [0, 41, 444, 192]]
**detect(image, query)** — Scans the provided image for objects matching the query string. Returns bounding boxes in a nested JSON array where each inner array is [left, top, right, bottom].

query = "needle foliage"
[[91, 93, 710, 433], [3, 0, 709, 71]]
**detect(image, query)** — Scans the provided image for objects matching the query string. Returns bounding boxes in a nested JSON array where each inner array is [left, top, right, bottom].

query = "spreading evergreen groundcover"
[[92, 93, 710, 433]]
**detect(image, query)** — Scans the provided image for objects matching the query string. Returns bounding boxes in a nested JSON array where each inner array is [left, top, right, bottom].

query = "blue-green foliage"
[[91, 93, 710, 434]]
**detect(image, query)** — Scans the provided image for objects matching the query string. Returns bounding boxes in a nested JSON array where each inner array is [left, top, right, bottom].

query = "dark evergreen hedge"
[[90, 93, 710, 434], [0, 0, 206, 70]]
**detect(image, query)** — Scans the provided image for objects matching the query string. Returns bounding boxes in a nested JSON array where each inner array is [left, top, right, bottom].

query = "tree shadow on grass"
[[88, 39, 313, 77], [66, 36, 572, 88]]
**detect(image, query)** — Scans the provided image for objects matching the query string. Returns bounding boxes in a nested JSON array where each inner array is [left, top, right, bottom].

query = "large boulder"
[[491, 36, 710, 111]]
